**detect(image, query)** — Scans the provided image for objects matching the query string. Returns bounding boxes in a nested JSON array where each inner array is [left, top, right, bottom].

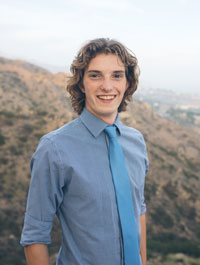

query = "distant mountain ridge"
[[135, 87, 200, 132], [0, 57, 199, 265], [0, 57, 50, 74]]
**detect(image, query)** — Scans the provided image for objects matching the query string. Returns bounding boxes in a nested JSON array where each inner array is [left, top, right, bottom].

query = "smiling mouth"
[[97, 95, 116, 100]]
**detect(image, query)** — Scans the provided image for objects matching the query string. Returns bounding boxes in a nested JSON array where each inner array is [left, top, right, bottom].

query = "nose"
[[100, 77, 113, 92]]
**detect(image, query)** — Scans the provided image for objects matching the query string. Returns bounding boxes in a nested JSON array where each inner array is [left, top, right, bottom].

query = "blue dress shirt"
[[20, 108, 149, 265]]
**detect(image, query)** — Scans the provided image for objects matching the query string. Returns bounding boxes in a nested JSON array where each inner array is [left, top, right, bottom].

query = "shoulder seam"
[[41, 136, 64, 171]]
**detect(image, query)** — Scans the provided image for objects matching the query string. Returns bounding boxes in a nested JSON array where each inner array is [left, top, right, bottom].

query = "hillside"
[[0, 57, 200, 265]]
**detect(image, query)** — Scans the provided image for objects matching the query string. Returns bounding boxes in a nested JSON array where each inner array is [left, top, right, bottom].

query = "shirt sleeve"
[[20, 136, 65, 246], [140, 136, 149, 215]]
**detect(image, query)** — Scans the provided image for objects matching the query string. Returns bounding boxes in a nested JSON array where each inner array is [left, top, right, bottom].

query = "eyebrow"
[[86, 70, 125, 74]]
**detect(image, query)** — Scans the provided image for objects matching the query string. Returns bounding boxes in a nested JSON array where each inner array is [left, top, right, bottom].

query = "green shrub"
[[36, 110, 48, 116], [184, 158, 199, 171], [176, 203, 196, 218], [155, 144, 178, 158], [151, 206, 174, 228], [0, 110, 15, 118], [34, 133, 45, 139], [4, 119, 13, 126], [0, 158, 8, 165], [17, 114, 29, 119], [182, 169, 199, 180], [150, 150, 164, 161], [22, 123, 34, 134], [49, 113, 55, 119], [144, 182, 157, 202], [147, 239, 200, 258], [0, 133, 6, 145], [18, 136, 28, 142], [9, 145, 23, 156], [35, 119, 47, 127], [163, 181, 177, 199]]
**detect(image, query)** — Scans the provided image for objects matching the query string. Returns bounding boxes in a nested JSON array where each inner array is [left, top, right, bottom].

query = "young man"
[[20, 38, 149, 265]]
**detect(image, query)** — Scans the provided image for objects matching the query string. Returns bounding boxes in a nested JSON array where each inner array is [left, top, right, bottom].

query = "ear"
[[126, 81, 130, 90], [79, 84, 85, 93]]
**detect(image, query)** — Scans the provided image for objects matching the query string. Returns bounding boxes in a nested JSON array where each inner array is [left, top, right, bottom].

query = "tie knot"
[[104, 125, 117, 139]]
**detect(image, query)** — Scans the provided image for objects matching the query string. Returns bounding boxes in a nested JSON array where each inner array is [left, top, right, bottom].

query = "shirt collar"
[[80, 108, 123, 138]]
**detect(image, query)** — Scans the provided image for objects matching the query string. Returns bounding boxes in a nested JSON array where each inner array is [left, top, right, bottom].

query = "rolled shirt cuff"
[[20, 212, 53, 247]]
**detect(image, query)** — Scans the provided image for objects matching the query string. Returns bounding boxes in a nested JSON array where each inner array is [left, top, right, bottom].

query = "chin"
[[97, 110, 117, 117]]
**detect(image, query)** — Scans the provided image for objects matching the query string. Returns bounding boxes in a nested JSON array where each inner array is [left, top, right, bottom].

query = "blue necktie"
[[104, 125, 141, 265]]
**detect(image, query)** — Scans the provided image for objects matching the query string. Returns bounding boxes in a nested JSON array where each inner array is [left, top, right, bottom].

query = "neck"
[[102, 115, 117, 125], [85, 107, 117, 125]]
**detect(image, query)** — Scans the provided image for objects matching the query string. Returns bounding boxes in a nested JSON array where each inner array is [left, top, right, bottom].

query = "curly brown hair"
[[66, 38, 140, 115]]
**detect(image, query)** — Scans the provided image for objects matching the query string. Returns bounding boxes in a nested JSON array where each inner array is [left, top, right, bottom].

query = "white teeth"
[[98, 95, 115, 100]]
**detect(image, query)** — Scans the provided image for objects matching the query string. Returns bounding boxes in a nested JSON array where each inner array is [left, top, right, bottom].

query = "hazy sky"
[[0, 0, 200, 92]]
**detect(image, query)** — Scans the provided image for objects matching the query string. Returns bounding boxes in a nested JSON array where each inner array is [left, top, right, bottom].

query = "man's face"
[[81, 53, 129, 124]]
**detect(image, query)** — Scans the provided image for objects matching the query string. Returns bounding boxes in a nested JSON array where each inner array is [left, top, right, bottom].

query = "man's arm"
[[140, 213, 147, 265], [20, 138, 64, 261], [24, 244, 50, 265]]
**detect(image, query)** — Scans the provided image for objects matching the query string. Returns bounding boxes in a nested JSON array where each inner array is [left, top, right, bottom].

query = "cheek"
[[119, 84, 127, 95], [85, 84, 97, 95]]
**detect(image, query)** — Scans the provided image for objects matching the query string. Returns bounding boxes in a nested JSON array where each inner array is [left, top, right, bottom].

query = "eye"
[[113, 74, 123, 79], [89, 73, 100, 79]]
